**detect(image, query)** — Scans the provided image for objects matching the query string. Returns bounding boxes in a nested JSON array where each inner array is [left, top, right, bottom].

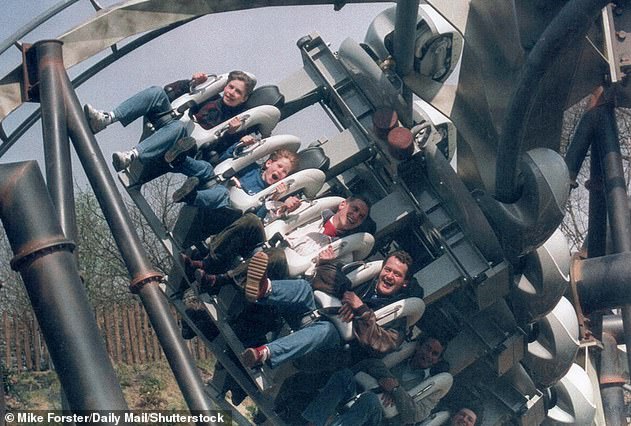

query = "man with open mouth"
[[240, 250, 421, 370]]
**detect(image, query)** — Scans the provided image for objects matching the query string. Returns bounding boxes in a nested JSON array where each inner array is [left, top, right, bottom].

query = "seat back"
[[381, 340, 417, 368], [375, 373, 453, 419], [313, 290, 353, 341], [297, 146, 330, 172], [170, 72, 242, 111], [375, 297, 425, 329], [244, 84, 285, 109], [344, 260, 383, 289]]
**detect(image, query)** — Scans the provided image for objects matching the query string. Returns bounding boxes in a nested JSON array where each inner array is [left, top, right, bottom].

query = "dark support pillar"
[[595, 105, 631, 381], [566, 100, 631, 423], [603, 315, 624, 344], [0, 161, 129, 416], [600, 332, 626, 426], [393, 0, 419, 127], [38, 40, 213, 417], [496, 0, 610, 202], [35, 40, 77, 245], [575, 252, 631, 309], [586, 149, 607, 258], [34, 38, 80, 419]]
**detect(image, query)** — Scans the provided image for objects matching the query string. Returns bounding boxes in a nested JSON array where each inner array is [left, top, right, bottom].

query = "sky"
[[0, 0, 392, 185]]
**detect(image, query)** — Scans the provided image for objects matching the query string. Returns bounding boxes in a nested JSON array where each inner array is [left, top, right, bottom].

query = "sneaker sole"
[[165, 136, 197, 164], [172, 177, 199, 203], [245, 252, 268, 303]]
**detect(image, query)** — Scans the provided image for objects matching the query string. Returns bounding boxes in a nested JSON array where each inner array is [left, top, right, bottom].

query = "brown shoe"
[[242, 345, 269, 368], [173, 176, 199, 203], [245, 252, 269, 302], [180, 253, 204, 281], [194, 268, 218, 294], [165, 136, 198, 164]]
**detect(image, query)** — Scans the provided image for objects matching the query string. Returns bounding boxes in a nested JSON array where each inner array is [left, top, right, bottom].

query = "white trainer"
[[112, 148, 138, 172], [84, 104, 112, 134]]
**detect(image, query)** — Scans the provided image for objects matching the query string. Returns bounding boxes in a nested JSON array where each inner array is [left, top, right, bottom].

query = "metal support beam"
[[565, 98, 631, 422], [393, 0, 419, 127], [594, 103, 631, 382], [0, 160, 129, 414], [600, 332, 627, 426], [496, 0, 610, 202], [35, 40, 78, 249], [32, 40, 215, 418], [586, 149, 607, 258], [575, 252, 631, 309]]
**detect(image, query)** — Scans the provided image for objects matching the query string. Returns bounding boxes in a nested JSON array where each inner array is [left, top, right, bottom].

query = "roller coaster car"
[[353, 341, 453, 420], [313, 261, 425, 342], [169, 72, 282, 149], [172, 141, 330, 251], [120, 72, 285, 186], [261, 195, 376, 277]]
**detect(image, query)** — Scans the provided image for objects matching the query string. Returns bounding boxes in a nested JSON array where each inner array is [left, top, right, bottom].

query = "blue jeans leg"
[[302, 369, 356, 426], [135, 119, 187, 164], [113, 86, 172, 126], [193, 186, 231, 210], [266, 320, 341, 368], [331, 392, 383, 426], [115, 86, 204, 176], [173, 157, 214, 182], [260, 279, 316, 316]]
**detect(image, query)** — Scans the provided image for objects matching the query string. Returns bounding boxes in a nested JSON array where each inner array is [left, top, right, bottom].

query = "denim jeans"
[[259, 279, 342, 368], [302, 368, 383, 426], [194, 185, 230, 210], [113, 85, 214, 182]]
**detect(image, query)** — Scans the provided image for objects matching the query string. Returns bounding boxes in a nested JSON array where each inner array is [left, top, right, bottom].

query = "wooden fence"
[[0, 303, 213, 371]]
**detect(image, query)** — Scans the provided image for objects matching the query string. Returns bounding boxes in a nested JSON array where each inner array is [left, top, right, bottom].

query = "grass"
[[3, 358, 257, 421]]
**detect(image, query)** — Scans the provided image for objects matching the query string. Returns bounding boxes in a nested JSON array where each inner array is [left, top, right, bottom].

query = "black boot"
[[173, 176, 199, 203]]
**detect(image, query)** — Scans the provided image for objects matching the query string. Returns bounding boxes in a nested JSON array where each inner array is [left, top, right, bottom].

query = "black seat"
[[245, 85, 285, 109], [297, 146, 330, 172]]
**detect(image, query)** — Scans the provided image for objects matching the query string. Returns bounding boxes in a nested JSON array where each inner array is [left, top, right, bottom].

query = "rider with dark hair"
[[84, 70, 256, 177]]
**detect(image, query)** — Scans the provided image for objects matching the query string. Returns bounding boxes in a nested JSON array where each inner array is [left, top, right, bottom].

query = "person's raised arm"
[[190, 72, 208, 87]]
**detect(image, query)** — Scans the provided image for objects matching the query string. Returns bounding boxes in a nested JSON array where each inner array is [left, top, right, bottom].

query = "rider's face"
[[262, 158, 293, 185], [223, 79, 248, 107], [375, 256, 408, 297]]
